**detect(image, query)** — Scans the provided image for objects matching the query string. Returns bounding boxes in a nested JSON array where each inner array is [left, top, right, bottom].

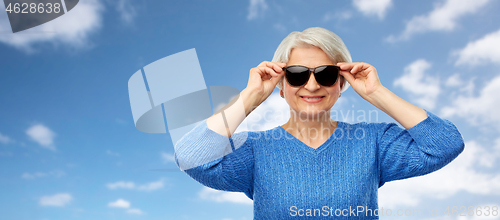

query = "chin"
[[293, 108, 331, 121]]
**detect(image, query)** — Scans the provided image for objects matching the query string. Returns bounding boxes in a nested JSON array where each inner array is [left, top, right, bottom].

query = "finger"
[[275, 62, 287, 68], [274, 63, 287, 73], [270, 72, 284, 85], [267, 62, 285, 73], [350, 63, 362, 74], [271, 63, 285, 74], [339, 70, 355, 85], [254, 66, 280, 79], [258, 61, 285, 74], [350, 63, 369, 74], [257, 61, 270, 67], [336, 62, 357, 71]]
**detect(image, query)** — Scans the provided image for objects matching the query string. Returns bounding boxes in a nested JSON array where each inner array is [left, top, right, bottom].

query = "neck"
[[282, 110, 337, 143]]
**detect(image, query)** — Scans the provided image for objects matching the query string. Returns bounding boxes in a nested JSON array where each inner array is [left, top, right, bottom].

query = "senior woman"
[[174, 27, 464, 219]]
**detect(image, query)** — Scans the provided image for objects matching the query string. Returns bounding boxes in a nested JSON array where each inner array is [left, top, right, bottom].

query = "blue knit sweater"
[[174, 111, 464, 219]]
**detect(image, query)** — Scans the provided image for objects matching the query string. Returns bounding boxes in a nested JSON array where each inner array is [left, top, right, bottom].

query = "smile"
[[300, 96, 325, 103]]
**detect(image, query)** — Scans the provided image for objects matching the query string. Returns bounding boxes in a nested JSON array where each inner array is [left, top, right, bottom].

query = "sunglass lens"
[[314, 65, 339, 86], [285, 66, 310, 87]]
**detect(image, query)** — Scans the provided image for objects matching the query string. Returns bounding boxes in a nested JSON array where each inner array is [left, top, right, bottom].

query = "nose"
[[303, 71, 321, 92]]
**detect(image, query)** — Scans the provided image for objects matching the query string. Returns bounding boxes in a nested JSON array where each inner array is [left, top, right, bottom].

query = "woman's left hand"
[[337, 62, 383, 101], [338, 62, 428, 129]]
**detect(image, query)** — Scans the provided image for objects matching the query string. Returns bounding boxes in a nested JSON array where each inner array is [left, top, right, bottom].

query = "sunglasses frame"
[[282, 65, 341, 87]]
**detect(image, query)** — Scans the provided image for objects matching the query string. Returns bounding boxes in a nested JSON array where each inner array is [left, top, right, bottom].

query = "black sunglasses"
[[282, 65, 340, 87]]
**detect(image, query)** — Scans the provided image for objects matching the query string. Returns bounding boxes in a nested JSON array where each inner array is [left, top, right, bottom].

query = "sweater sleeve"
[[377, 111, 465, 187], [174, 120, 255, 199]]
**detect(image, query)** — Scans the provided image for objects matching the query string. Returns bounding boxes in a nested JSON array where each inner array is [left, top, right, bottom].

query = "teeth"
[[302, 97, 322, 100]]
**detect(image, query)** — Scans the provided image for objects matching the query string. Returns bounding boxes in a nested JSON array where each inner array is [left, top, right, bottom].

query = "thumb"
[[270, 74, 284, 87], [340, 70, 355, 85]]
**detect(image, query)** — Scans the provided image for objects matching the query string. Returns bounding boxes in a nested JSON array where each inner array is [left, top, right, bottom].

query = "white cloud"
[[387, 0, 491, 42], [393, 59, 440, 110], [22, 170, 65, 179], [454, 29, 500, 66], [108, 199, 130, 208], [0, 152, 13, 157], [108, 199, 145, 215], [106, 179, 164, 191], [238, 92, 290, 132], [126, 208, 144, 215], [39, 193, 73, 207], [247, 0, 268, 20], [0, 132, 13, 144], [199, 187, 253, 205], [273, 23, 286, 32], [441, 74, 500, 128], [352, 0, 392, 19], [23, 172, 48, 179], [161, 152, 175, 163], [106, 181, 135, 190], [455, 208, 500, 220], [106, 150, 120, 156], [444, 74, 475, 98], [0, 0, 104, 52], [445, 74, 463, 87], [116, 0, 137, 24], [323, 11, 353, 22], [136, 179, 164, 191], [379, 139, 500, 209], [26, 124, 56, 151]]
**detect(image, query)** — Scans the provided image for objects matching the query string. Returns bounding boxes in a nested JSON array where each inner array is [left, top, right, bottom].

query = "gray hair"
[[272, 27, 352, 93]]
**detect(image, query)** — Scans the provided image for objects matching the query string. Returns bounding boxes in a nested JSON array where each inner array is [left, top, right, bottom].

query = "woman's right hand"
[[244, 61, 286, 107], [206, 61, 285, 136]]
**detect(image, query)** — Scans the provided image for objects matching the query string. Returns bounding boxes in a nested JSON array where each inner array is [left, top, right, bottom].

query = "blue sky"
[[1, 0, 500, 219]]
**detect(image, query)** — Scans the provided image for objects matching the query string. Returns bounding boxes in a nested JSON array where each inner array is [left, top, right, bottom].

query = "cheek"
[[286, 86, 300, 97], [330, 83, 342, 95], [283, 82, 292, 96], [326, 87, 341, 102]]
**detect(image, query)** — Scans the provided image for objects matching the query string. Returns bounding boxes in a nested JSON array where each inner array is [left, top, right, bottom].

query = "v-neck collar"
[[276, 122, 345, 154]]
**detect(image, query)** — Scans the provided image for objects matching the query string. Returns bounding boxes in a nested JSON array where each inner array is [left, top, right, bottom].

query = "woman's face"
[[282, 46, 342, 120]]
